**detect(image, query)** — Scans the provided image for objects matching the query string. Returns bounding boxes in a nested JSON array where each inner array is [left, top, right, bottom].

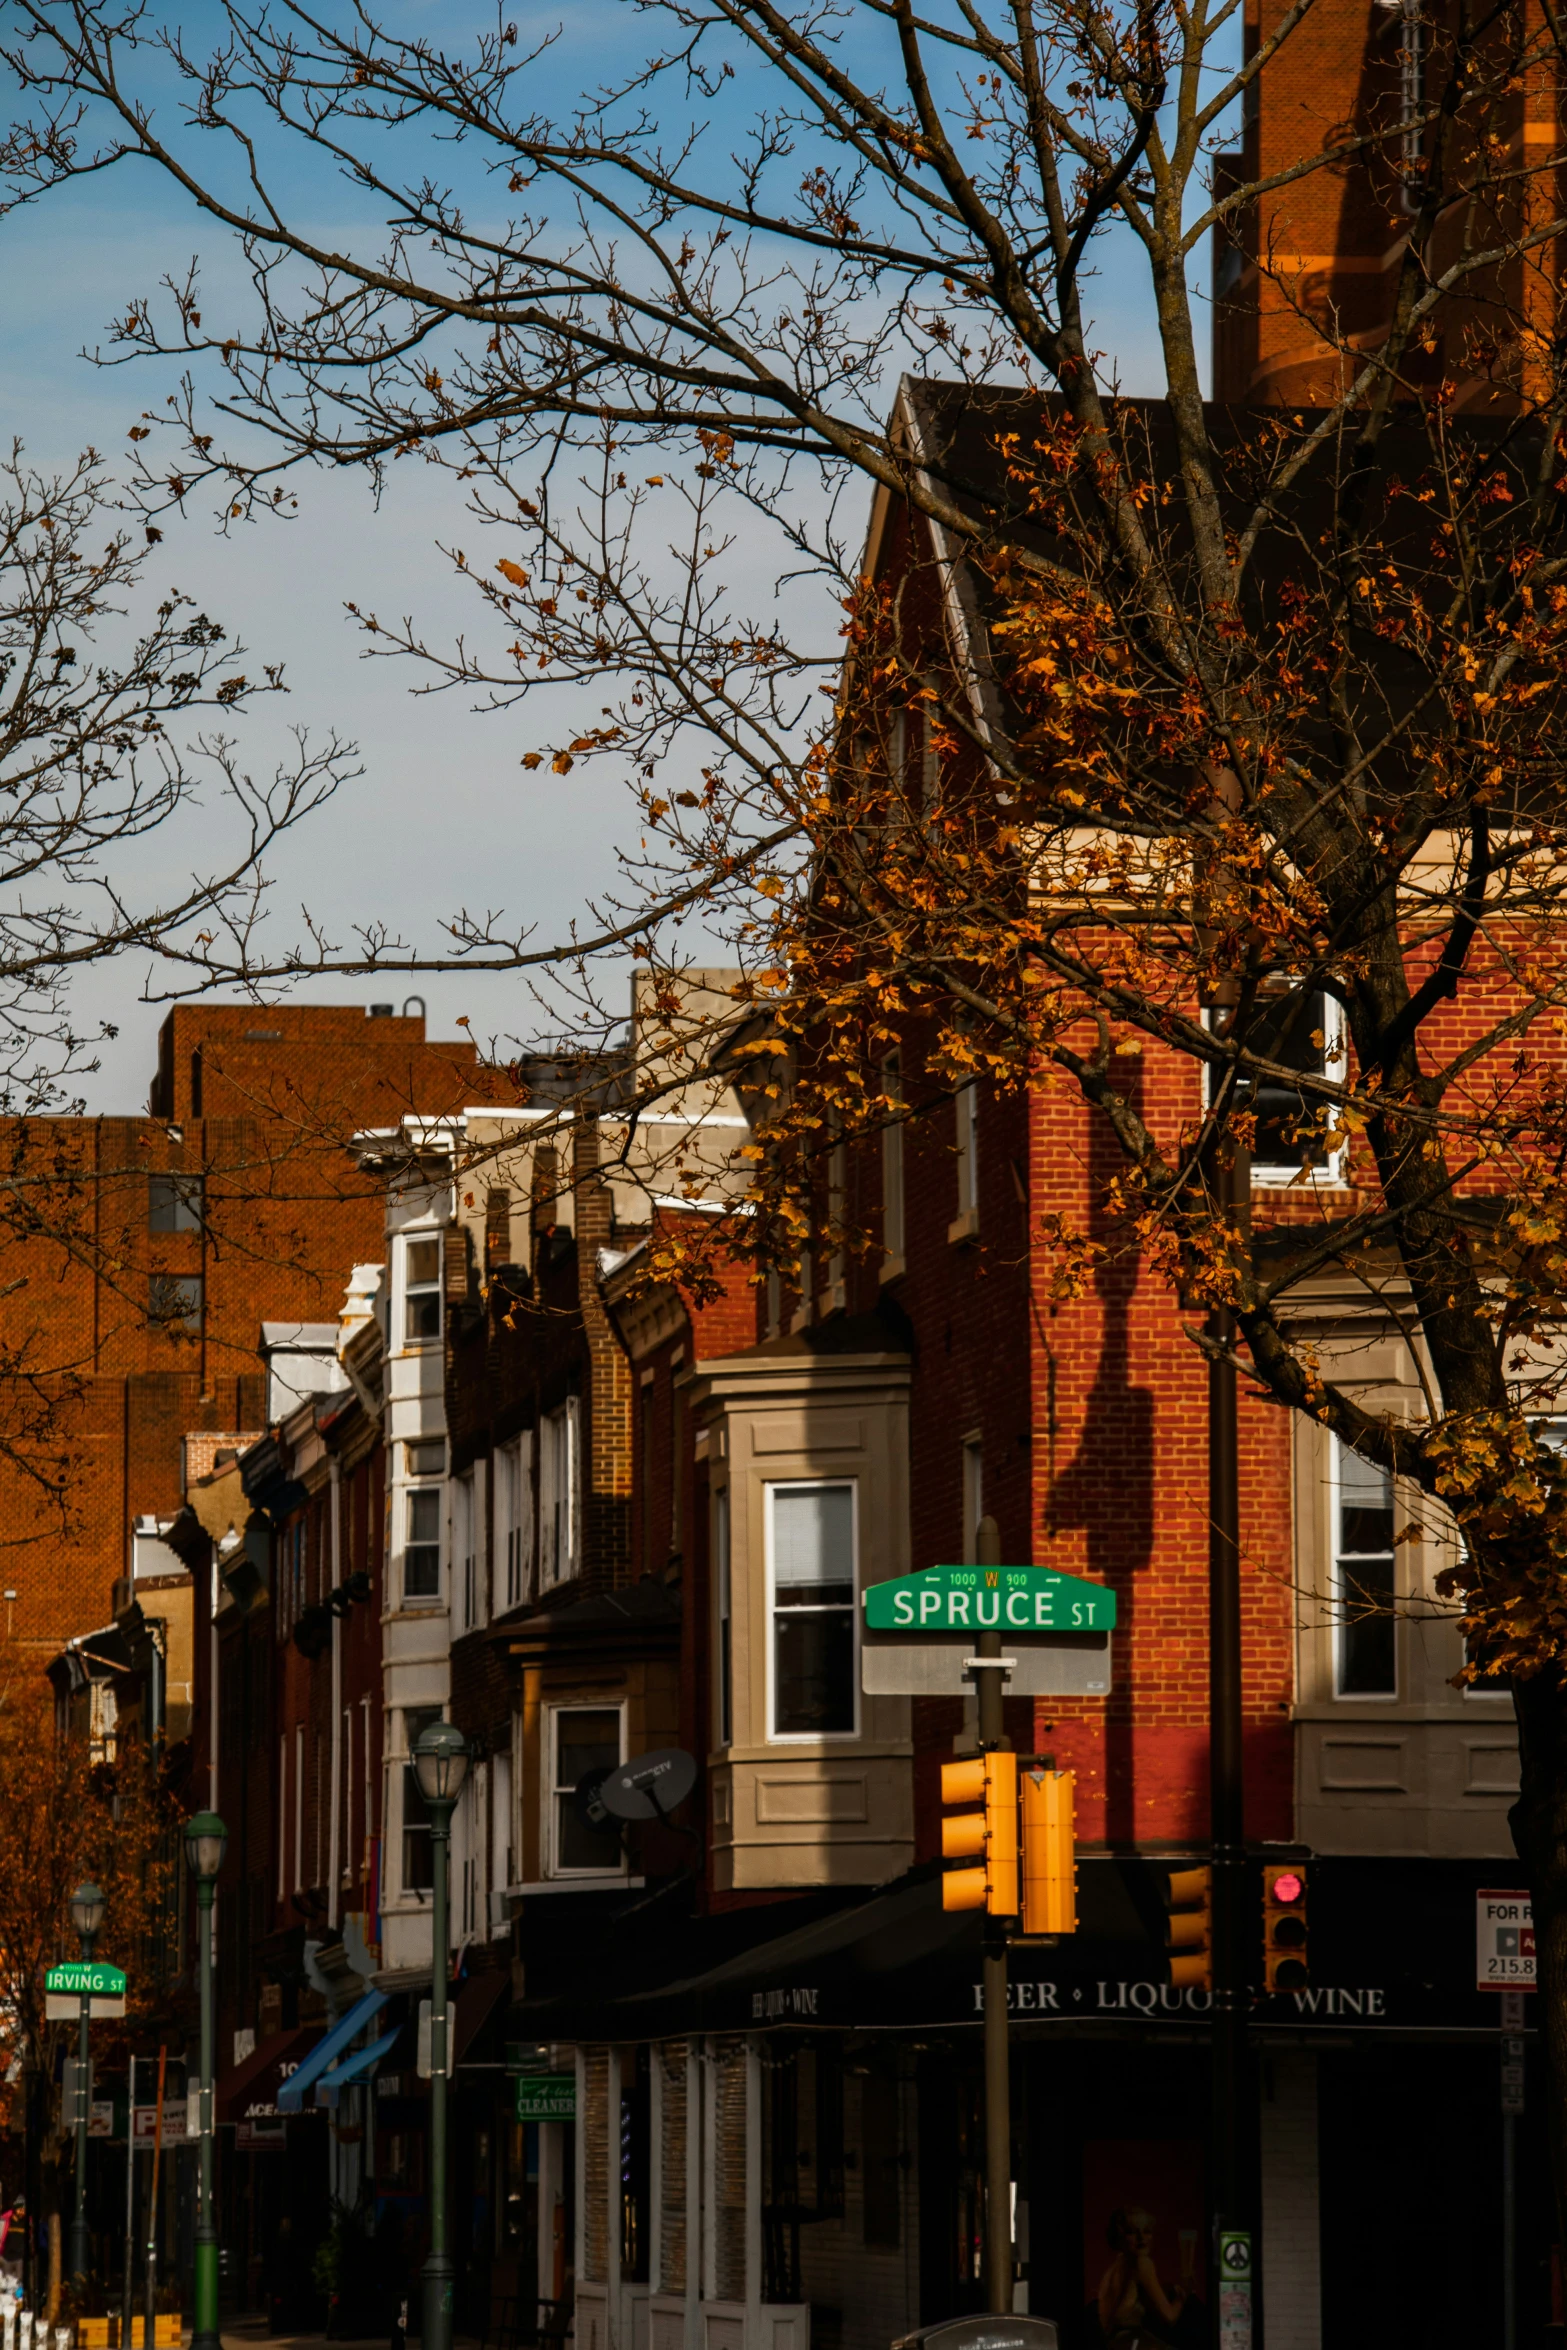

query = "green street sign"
[[45, 1960, 127, 1997], [515, 2074, 576, 2123], [863, 1563, 1116, 1635]]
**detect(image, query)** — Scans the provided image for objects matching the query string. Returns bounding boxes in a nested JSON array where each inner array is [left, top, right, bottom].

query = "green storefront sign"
[[515, 2075, 576, 2123], [45, 1961, 128, 1997], [863, 1563, 1117, 1635]]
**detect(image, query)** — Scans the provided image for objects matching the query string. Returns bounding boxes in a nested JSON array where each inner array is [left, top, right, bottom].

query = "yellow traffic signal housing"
[[1020, 1766, 1077, 1935], [1164, 1862, 1213, 1990], [1263, 1863, 1309, 1990], [940, 1752, 1019, 1916]]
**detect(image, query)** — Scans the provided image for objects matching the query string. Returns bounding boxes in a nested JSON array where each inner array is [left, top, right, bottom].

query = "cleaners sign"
[[863, 1563, 1116, 1634]]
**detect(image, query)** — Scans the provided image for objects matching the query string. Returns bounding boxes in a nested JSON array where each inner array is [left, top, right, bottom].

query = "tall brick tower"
[[0, 1003, 525, 1655], [1213, 0, 1565, 408]]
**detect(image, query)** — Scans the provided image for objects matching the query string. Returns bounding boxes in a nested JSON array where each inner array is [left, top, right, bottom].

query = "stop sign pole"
[[1207, 1147, 1253, 2348], [970, 1515, 1014, 2319]]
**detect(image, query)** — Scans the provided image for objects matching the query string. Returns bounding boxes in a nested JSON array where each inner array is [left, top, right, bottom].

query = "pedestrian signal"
[[940, 1752, 1019, 1916], [1020, 1765, 1077, 1934], [1263, 1863, 1309, 1991], [1164, 1862, 1213, 1990]]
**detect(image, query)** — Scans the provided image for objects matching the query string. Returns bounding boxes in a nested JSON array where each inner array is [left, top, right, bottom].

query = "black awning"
[[506, 1856, 1518, 2042]]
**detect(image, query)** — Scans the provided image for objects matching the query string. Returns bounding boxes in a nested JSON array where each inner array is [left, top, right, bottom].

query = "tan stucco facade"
[[688, 1343, 915, 1890]]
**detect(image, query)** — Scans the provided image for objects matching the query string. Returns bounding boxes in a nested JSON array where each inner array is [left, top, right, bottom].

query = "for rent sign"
[[1477, 1889, 1536, 1991]]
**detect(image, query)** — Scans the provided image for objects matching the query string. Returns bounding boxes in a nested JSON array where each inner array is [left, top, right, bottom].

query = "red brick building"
[[3, 1002, 520, 1657]]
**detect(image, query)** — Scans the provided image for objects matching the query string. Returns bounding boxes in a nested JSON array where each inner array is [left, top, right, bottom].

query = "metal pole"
[[191, 1879, 219, 2350], [122, 2056, 137, 2350], [422, 1799, 455, 2350], [1208, 1139, 1251, 2340], [68, 1983, 91, 2285], [1503, 2106, 1516, 2350], [974, 1515, 1012, 2318], [144, 2044, 166, 2350]]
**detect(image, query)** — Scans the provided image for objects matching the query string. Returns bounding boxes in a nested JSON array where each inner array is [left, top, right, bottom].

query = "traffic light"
[[1020, 1765, 1077, 1934], [940, 1752, 1020, 1915], [1263, 1863, 1309, 1990], [1164, 1863, 1213, 1990]]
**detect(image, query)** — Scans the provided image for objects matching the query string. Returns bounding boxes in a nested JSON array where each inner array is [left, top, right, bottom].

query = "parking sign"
[[1477, 1889, 1536, 1991]]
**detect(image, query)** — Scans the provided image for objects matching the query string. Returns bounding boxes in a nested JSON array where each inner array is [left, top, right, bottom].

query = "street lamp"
[[412, 1722, 470, 2350], [67, 1881, 106, 2288], [183, 1811, 227, 2350]]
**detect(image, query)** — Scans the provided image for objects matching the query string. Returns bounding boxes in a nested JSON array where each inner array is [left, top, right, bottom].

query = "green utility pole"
[[184, 1812, 227, 2350], [66, 1883, 106, 2286], [413, 1722, 471, 2350]]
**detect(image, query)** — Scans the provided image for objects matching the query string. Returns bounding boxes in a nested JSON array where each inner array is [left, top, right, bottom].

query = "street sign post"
[[45, 1961, 127, 1998], [1477, 1891, 1536, 1991], [1218, 2230, 1253, 2350], [862, 1563, 1116, 1696]]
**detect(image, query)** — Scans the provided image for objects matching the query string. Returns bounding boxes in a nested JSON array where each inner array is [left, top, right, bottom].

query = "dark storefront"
[[544, 1854, 1551, 2349]]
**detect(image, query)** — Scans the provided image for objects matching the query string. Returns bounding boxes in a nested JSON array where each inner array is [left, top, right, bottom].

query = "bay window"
[[768, 1480, 857, 1738]]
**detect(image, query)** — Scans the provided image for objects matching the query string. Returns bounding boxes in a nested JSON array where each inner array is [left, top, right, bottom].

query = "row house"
[[167, 964, 1531, 2350], [50, 636, 1540, 2350]]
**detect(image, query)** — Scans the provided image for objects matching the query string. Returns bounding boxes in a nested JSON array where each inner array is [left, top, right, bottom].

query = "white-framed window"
[[544, 1702, 627, 1877], [404, 1485, 442, 1602], [453, 1468, 477, 1633], [403, 1233, 442, 1345], [1332, 1438, 1397, 1697], [400, 1705, 442, 1895], [491, 1750, 514, 1915], [457, 1759, 487, 1938], [1210, 988, 1347, 1185], [497, 1434, 533, 1611], [796, 1245, 814, 1327], [766, 1480, 859, 1740], [714, 1483, 733, 1747], [956, 1082, 979, 1222], [962, 1437, 984, 1562], [826, 1113, 847, 1309], [539, 1400, 580, 1588], [277, 1734, 287, 1899], [293, 1723, 304, 1892], [881, 1050, 904, 1268]]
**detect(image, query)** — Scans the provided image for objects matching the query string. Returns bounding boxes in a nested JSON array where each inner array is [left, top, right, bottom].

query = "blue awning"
[[314, 2023, 401, 2110], [277, 1988, 388, 2113]]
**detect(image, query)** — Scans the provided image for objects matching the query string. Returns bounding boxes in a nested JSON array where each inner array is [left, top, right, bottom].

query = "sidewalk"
[[219, 2325, 487, 2350]]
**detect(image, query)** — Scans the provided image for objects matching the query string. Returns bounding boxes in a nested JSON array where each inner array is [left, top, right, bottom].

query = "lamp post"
[[67, 1881, 106, 2287], [183, 1811, 227, 2350], [412, 1722, 470, 2350]]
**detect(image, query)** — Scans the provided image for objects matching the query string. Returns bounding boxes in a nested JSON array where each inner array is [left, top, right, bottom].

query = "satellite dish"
[[597, 1748, 698, 1823]]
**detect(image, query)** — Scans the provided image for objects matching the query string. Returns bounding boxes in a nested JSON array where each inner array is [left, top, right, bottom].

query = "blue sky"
[[0, 0, 1193, 1112]]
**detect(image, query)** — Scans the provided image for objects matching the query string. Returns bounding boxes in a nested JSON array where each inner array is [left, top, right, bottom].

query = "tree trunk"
[[1510, 1671, 1567, 2256], [45, 2207, 60, 2322]]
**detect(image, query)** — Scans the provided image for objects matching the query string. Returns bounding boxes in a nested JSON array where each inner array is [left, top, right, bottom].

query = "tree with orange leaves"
[[0, 1641, 178, 2311], [21, 0, 1567, 2250]]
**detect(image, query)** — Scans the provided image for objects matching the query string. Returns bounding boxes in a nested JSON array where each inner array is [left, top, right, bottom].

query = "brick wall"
[[0, 1004, 522, 1655]]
